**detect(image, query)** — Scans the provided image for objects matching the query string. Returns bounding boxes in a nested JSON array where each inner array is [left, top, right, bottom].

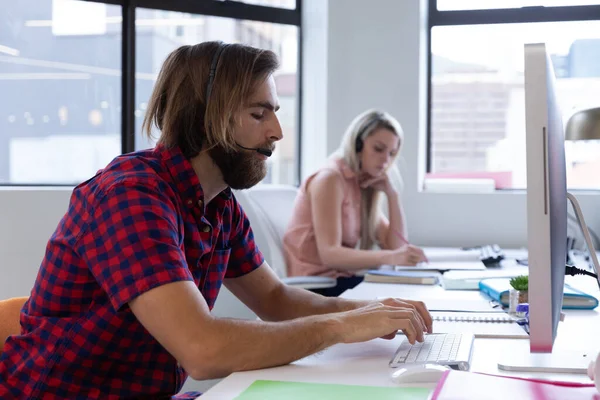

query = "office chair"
[[0, 296, 27, 353], [235, 185, 336, 290]]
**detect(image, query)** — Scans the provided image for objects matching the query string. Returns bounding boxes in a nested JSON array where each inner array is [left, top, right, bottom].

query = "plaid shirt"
[[0, 145, 264, 399]]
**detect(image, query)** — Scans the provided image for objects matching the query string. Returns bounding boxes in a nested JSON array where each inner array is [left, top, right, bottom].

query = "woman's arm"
[[309, 170, 397, 270], [378, 191, 407, 250]]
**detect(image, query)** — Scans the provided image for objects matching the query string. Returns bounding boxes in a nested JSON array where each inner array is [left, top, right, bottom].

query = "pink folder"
[[431, 370, 599, 400]]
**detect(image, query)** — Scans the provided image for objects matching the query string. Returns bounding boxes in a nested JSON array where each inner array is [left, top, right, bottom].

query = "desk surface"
[[200, 263, 600, 399]]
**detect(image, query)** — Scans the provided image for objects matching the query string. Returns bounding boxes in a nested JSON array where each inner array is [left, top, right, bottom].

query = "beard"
[[208, 145, 268, 190]]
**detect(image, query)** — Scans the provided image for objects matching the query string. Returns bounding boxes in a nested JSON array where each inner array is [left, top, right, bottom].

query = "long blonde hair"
[[333, 109, 404, 250]]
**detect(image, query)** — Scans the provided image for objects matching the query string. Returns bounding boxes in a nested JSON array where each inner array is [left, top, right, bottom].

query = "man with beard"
[[0, 42, 432, 399]]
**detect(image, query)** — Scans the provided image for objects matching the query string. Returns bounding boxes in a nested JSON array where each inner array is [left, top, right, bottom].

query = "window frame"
[[5, 0, 302, 186], [426, 0, 600, 174]]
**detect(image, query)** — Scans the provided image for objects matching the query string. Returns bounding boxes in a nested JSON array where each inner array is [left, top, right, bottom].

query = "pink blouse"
[[283, 158, 362, 278]]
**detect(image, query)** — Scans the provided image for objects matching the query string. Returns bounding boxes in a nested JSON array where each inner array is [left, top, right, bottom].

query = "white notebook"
[[430, 312, 528, 339]]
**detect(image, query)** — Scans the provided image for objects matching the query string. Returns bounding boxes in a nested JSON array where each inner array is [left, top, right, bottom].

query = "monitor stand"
[[498, 351, 591, 374], [498, 192, 599, 374]]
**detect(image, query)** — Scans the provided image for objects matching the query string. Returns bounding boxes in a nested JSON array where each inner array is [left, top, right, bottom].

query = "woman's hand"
[[383, 245, 428, 266], [359, 173, 395, 196]]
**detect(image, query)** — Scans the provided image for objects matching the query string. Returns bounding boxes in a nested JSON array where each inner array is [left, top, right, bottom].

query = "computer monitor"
[[498, 43, 600, 373], [524, 42, 567, 354]]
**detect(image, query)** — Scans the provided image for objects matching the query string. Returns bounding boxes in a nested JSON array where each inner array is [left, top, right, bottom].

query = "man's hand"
[[334, 298, 433, 345]]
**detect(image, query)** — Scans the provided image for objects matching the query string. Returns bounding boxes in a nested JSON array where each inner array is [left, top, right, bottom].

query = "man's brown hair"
[[142, 41, 279, 157]]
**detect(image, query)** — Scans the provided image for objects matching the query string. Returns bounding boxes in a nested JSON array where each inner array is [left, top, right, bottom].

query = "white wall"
[[306, 0, 600, 249], [0, 188, 71, 297]]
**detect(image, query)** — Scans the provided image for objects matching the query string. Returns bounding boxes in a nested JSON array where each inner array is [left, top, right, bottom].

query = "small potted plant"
[[509, 275, 529, 308]]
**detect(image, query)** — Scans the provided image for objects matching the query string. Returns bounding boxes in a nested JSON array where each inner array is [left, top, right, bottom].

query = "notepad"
[[234, 380, 431, 400], [431, 370, 597, 400], [430, 312, 528, 339]]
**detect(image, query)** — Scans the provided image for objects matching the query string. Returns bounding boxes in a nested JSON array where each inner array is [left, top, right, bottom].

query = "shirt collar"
[[155, 145, 231, 210]]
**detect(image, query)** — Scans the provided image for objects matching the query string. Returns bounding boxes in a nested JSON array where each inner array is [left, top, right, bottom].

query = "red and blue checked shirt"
[[0, 145, 264, 399]]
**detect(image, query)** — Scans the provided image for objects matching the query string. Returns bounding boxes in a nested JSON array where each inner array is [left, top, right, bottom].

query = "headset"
[[355, 113, 382, 153], [205, 42, 272, 158]]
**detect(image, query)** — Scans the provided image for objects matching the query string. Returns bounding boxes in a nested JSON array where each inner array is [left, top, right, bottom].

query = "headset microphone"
[[236, 143, 273, 157]]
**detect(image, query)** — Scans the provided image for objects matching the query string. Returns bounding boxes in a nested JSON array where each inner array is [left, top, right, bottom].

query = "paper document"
[[394, 261, 487, 272], [432, 370, 597, 400], [234, 380, 431, 400], [442, 269, 526, 290], [377, 296, 502, 313], [424, 247, 481, 262]]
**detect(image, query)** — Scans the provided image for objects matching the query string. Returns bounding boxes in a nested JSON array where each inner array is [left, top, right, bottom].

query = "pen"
[[391, 228, 429, 263]]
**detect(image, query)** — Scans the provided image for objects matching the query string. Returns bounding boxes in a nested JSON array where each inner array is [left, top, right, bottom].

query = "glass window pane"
[[135, 10, 299, 186], [430, 22, 600, 189], [214, 0, 296, 9], [0, 0, 122, 185], [437, 0, 600, 11]]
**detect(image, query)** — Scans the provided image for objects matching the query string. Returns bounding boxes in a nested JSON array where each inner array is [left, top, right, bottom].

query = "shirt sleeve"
[[224, 196, 265, 279], [78, 179, 193, 311]]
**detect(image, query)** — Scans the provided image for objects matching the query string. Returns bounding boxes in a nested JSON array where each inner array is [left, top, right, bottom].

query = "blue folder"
[[479, 277, 599, 310]]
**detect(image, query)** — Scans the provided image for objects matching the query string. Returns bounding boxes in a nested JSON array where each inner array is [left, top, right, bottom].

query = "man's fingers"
[[405, 300, 433, 334], [381, 299, 431, 334], [395, 319, 419, 344], [390, 310, 424, 343]]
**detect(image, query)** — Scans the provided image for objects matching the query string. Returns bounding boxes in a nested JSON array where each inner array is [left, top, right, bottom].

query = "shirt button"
[[202, 225, 211, 233]]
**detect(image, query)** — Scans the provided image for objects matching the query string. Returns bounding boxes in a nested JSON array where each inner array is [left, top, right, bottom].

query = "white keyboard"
[[389, 333, 474, 371]]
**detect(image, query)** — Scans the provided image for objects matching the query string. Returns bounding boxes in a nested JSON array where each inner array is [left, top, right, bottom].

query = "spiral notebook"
[[430, 312, 528, 339]]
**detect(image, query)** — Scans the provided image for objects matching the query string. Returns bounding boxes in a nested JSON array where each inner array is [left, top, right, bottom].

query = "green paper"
[[234, 380, 432, 400]]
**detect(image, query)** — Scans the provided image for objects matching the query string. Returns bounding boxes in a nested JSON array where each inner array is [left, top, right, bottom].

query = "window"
[[428, 1, 600, 189], [135, 11, 299, 186], [0, 0, 121, 184], [0, 0, 301, 185], [438, 0, 600, 11], [220, 0, 296, 10]]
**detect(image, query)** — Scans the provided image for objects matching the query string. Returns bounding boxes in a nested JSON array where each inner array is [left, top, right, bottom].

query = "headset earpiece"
[[355, 136, 364, 153], [355, 114, 382, 153]]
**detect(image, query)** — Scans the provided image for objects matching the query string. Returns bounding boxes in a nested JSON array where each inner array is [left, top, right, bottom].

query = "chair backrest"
[[233, 184, 299, 279], [0, 296, 27, 353]]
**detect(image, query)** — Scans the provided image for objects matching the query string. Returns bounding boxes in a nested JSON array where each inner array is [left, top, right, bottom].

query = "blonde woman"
[[284, 109, 427, 296]]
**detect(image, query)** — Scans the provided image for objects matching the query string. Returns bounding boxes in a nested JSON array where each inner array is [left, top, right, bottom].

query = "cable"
[[568, 212, 600, 249], [565, 264, 598, 279]]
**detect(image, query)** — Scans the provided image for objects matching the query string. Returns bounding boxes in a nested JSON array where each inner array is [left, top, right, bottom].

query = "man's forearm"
[[194, 314, 341, 379], [258, 284, 368, 322]]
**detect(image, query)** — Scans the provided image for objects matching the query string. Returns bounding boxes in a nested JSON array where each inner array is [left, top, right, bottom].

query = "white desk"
[[200, 273, 600, 399]]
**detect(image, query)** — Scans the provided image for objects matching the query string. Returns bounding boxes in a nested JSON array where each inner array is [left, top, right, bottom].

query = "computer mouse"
[[390, 364, 451, 385]]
